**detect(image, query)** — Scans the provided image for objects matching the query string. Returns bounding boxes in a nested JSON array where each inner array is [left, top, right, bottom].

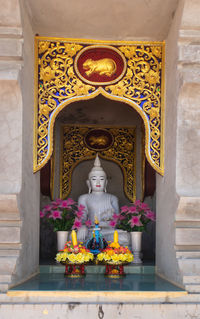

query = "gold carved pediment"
[[60, 125, 137, 202], [34, 37, 164, 175]]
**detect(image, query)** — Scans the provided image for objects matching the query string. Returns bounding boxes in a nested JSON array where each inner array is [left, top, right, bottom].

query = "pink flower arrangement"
[[109, 200, 156, 232], [40, 198, 90, 232]]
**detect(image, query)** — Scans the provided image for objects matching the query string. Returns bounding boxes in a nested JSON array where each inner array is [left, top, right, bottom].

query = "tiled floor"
[[10, 265, 184, 292]]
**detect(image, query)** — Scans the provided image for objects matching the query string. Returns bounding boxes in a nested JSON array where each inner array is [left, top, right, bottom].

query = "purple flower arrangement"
[[40, 198, 89, 232], [109, 200, 155, 232]]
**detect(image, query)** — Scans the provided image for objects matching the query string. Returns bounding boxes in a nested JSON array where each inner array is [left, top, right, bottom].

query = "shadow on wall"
[[40, 220, 57, 263]]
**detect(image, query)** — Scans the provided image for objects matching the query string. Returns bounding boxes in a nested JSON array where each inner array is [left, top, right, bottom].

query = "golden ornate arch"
[[60, 125, 137, 202], [34, 37, 165, 175]]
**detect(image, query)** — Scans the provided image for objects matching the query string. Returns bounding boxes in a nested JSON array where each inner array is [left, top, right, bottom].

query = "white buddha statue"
[[77, 154, 129, 245]]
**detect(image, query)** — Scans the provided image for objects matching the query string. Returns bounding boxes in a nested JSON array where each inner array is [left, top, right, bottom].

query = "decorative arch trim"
[[60, 124, 137, 202], [34, 37, 165, 175]]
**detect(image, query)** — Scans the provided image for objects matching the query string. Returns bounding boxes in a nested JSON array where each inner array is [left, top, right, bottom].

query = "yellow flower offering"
[[55, 240, 94, 264], [97, 230, 133, 264], [96, 243, 133, 264]]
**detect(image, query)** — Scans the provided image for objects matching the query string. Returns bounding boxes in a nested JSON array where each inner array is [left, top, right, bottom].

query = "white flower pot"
[[57, 231, 69, 251], [130, 231, 142, 264]]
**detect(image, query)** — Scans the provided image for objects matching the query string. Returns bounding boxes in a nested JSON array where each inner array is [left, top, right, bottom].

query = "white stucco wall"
[[176, 0, 200, 197], [0, 80, 22, 193], [176, 83, 200, 196], [156, 0, 184, 285], [0, 0, 22, 194], [0, 0, 24, 292], [12, 1, 40, 284], [22, 0, 178, 41], [0, 0, 21, 27], [173, 0, 200, 292]]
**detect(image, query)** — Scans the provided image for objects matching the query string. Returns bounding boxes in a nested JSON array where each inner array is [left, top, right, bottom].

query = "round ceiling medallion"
[[74, 45, 127, 86]]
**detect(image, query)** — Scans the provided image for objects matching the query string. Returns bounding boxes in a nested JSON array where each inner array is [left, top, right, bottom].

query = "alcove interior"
[[40, 95, 156, 264]]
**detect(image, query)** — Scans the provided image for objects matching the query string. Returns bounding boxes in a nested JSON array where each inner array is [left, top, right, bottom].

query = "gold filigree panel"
[[34, 37, 164, 175], [60, 125, 137, 202], [106, 45, 163, 171]]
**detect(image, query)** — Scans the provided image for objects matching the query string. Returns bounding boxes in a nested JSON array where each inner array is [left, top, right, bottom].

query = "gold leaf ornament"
[[40, 66, 55, 82], [106, 80, 127, 96], [151, 46, 162, 58], [119, 46, 137, 59], [149, 107, 160, 120], [145, 70, 160, 85], [38, 41, 50, 54], [73, 79, 95, 96], [63, 43, 83, 57], [39, 104, 52, 117]]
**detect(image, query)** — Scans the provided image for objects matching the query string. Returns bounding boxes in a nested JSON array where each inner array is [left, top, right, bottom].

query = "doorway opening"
[[39, 95, 156, 265]]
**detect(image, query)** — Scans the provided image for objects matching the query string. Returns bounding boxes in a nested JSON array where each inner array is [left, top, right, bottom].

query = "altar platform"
[[7, 265, 187, 301]]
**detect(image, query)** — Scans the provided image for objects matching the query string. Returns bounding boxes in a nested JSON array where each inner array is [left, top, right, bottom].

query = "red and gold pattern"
[[105, 264, 125, 278], [34, 37, 164, 175], [74, 45, 126, 85], [64, 264, 85, 277], [97, 242, 133, 278]]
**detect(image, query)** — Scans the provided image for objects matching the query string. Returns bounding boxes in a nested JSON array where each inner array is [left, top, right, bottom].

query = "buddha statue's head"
[[87, 154, 107, 193]]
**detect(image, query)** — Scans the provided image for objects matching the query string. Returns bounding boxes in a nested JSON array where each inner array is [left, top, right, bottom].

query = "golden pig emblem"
[[83, 58, 117, 77], [88, 135, 109, 147]]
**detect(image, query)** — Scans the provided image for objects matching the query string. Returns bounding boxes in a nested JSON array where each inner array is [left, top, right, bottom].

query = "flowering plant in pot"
[[109, 200, 155, 232], [40, 198, 86, 232], [109, 200, 155, 263], [40, 198, 91, 251]]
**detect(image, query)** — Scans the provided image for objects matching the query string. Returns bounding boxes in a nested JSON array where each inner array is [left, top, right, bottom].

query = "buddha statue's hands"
[[77, 225, 88, 241], [101, 209, 114, 222]]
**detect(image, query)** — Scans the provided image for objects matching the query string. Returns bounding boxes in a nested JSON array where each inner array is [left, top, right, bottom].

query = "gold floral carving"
[[60, 125, 137, 202], [34, 38, 164, 175], [34, 40, 95, 170], [105, 45, 163, 169]]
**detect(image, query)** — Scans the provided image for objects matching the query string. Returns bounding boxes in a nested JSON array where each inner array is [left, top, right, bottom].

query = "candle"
[[94, 216, 99, 225], [113, 230, 118, 243], [71, 230, 78, 246]]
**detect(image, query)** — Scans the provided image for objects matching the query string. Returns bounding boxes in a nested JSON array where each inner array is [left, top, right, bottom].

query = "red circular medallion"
[[74, 45, 126, 86]]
